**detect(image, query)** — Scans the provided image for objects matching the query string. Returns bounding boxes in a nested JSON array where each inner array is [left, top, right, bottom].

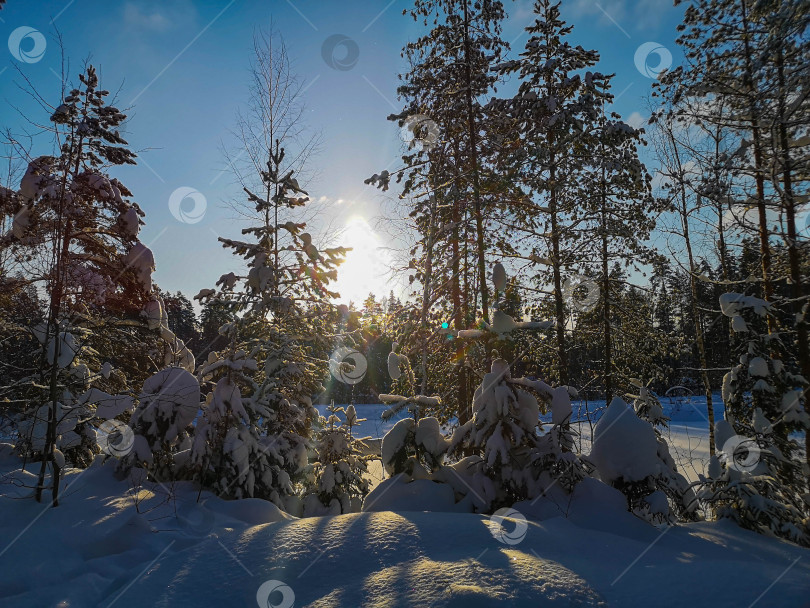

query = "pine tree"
[[580, 101, 658, 403], [366, 0, 510, 427], [0, 66, 159, 504], [491, 0, 609, 386]]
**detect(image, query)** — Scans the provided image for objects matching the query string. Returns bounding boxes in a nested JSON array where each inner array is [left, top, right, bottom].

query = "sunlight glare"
[[332, 216, 391, 306]]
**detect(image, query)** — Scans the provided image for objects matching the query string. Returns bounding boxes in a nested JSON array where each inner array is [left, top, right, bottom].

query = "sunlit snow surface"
[[0, 395, 807, 607]]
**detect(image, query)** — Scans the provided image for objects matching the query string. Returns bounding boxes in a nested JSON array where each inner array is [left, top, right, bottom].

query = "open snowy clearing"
[[1, 437, 809, 608]]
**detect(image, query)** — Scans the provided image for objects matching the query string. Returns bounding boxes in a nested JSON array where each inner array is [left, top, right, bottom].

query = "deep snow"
[[0, 394, 808, 607]]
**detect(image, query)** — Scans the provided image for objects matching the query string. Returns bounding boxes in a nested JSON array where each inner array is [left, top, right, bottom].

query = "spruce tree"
[[192, 144, 346, 508], [303, 403, 373, 515], [701, 293, 810, 544]]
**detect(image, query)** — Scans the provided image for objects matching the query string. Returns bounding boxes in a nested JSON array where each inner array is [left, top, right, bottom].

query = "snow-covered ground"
[[1, 395, 807, 607]]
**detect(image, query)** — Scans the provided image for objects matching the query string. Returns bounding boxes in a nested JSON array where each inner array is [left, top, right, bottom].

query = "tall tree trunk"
[[542, 15, 568, 385], [36, 216, 71, 507], [451, 153, 470, 425], [600, 176, 613, 404], [272, 141, 280, 297], [739, 0, 774, 331], [713, 130, 734, 349], [420, 190, 440, 394], [461, 0, 489, 323], [35, 142, 77, 505], [549, 170, 568, 385], [672, 148, 716, 455], [666, 129, 717, 454], [775, 46, 810, 478]]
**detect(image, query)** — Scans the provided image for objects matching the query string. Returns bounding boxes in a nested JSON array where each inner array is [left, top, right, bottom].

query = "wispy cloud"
[[123, 3, 171, 31], [565, 0, 672, 33], [626, 111, 646, 129], [122, 1, 198, 32]]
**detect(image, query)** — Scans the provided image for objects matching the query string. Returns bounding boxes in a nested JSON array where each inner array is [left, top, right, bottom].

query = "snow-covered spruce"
[[191, 340, 294, 505], [512, 378, 593, 496], [448, 357, 541, 502], [590, 397, 697, 523], [190, 141, 346, 509], [121, 367, 200, 479], [447, 358, 590, 511], [380, 415, 449, 480], [303, 403, 373, 515], [631, 381, 668, 428], [700, 294, 810, 545], [366, 343, 453, 505]]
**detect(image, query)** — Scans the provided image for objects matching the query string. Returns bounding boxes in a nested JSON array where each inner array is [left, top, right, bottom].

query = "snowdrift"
[[1, 449, 808, 607]]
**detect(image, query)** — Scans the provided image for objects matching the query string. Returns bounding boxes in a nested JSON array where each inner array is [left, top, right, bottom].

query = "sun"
[[331, 216, 390, 306]]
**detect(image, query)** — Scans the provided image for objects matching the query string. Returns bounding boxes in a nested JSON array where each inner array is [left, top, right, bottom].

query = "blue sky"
[[0, 0, 686, 305]]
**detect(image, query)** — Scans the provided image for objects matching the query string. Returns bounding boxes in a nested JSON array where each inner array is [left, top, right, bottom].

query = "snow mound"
[[112, 511, 609, 607], [515, 477, 653, 540], [209, 497, 292, 527], [362, 473, 463, 513], [1, 443, 809, 608], [589, 397, 660, 484]]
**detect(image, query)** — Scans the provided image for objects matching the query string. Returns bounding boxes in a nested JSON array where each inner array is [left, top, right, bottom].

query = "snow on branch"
[[379, 394, 442, 421]]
